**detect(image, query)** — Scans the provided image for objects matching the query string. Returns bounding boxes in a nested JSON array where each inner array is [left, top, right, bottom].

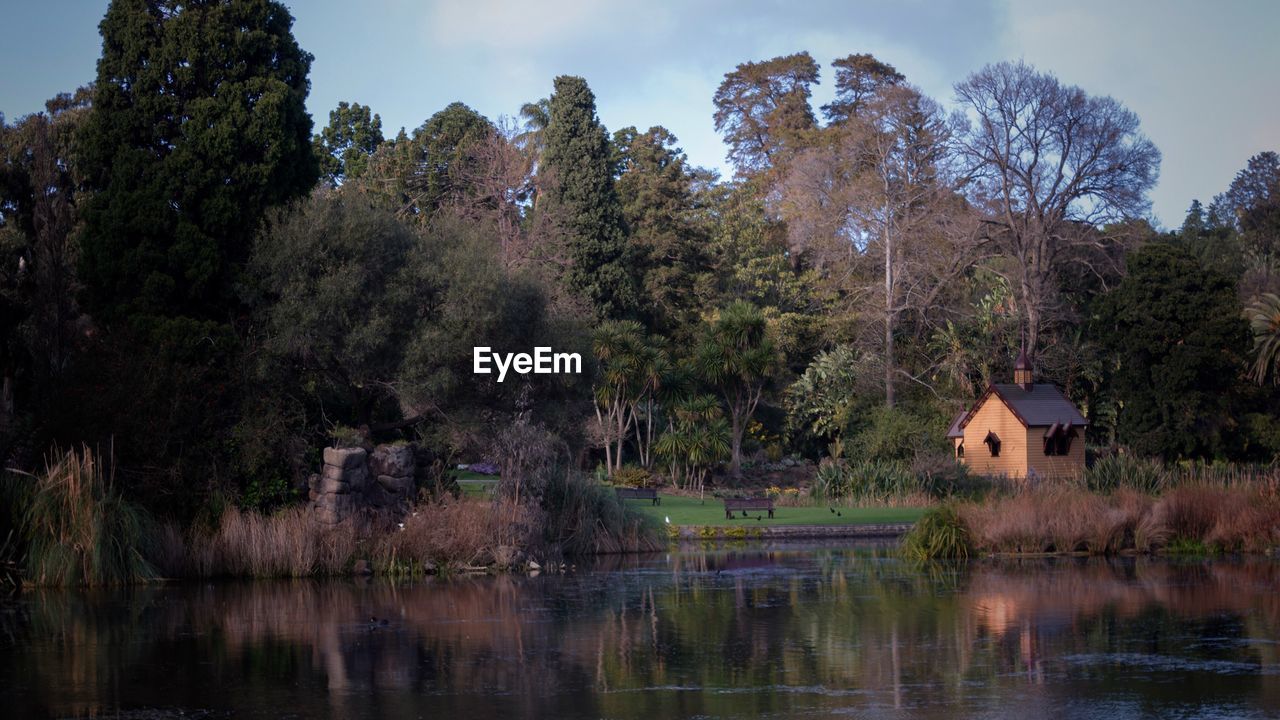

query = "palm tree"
[[592, 320, 646, 474], [1245, 292, 1280, 385], [656, 394, 729, 499], [516, 98, 551, 210], [695, 301, 778, 477]]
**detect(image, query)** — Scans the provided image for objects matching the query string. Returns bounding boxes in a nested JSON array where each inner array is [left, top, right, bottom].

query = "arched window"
[[956, 441, 964, 459], [983, 431, 1001, 457]]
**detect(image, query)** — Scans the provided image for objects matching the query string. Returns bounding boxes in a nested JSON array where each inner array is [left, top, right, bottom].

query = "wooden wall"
[[958, 395, 1085, 479], [960, 396, 1028, 477]]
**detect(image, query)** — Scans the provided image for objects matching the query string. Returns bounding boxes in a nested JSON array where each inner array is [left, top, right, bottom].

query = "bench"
[[615, 487, 660, 505], [723, 497, 774, 519]]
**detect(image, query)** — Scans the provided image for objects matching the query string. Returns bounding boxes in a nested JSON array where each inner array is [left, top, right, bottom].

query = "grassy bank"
[[634, 494, 925, 527], [6, 448, 663, 587]]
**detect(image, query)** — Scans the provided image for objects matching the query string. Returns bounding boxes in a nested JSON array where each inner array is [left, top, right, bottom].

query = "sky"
[[1, 0, 1277, 228]]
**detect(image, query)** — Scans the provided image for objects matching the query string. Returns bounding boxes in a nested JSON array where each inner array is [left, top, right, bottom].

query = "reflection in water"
[[2, 544, 1280, 719]]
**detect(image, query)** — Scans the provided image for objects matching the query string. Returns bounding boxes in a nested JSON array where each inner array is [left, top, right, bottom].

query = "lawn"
[[450, 469, 498, 498], [631, 493, 926, 527]]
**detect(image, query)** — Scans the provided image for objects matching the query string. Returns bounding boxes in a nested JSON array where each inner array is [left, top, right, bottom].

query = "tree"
[[695, 301, 779, 476], [612, 125, 709, 333], [251, 194, 587, 448], [783, 83, 973, 407], [0, 89, 92, 441], [1213, 151, 1280, 297], [542, 75, 639, 319], [1097, 243, 1248, 459], [822, 53, 905, 124], [77, 0, 317, 326], [1245, 293, 1280, 386], [713, 52, 820, 180], [312, 101, 383, 186], [590, 320, 668, 473], [411, 102, 495, 214], [655, 394, 729, 498], [955, 61, 1160, 357]]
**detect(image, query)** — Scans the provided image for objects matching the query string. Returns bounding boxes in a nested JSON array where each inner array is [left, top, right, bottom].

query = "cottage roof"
[[958, 383, 1088, 431], [946, 411, 966, 439]]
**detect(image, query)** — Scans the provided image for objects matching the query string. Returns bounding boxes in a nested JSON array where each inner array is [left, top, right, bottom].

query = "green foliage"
[[847, 405, 944, 463], [328, 425, 365, 450], [251, 194, 591, 457], [900, 505, 972, 561], [1097, 242, 1250, 459], [543, 75, 639, 319], [656, 395, 731, 492], [787, 344, 869, 446], [313, 101, 384, 185], [813, 458, 922, 503], [613, 125, 709, 334], [411, 102, 495, 213], [77, 0, 317, 323], [1085, 454, 1168, 494], [1244, 292, 1280, 385], [21, 447, 156, 586], [539, 471, 663, 555], [695, 301, 779, 475]]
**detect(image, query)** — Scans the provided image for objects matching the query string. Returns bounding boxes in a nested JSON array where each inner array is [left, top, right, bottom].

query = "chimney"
[[1014, 348, 1033, 389]]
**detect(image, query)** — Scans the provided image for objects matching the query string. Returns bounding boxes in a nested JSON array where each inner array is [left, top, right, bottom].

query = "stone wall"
[[310, 444, 418, 524]]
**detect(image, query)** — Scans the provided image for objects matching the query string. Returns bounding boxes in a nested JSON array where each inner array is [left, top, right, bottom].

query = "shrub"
[[329, 425, 365, 449], [375, 499, 535, 570], [540, 471, 663, 555], [1086, 454, 1168, 494], [847, 405, 944, 463], [814, 458, 929, 504], [20, 447, 157, 586], [900, 505, 971, 561], [612, 466, 652, 488]]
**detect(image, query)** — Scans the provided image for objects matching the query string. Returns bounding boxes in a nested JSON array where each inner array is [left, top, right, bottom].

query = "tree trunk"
[[884, 201, 895, 409], [729, 410, 743, 478]]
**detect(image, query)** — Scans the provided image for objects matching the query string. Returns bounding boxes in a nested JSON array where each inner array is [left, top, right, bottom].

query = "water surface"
[[3, 543, 1279, 718]]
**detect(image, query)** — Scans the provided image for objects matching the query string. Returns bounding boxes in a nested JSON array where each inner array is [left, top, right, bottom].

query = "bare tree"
[[782, 85, 979, 407], [446, 117, 534, 268], [954, 61, 1160, 356]]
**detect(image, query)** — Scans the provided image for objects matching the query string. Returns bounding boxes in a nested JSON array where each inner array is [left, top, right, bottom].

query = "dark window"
[[984, 432, 1000, 457], [1043, 427, 1076, 456], [956, 442, 964, 459]]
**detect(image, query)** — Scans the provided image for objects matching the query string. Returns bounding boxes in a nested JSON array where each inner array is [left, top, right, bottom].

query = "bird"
[[836, 511, 842, 517], [829, 507, 835, 514], [742, 510, 748, 518], [665, 516, 671, 524], [755, 516, 761, 521]]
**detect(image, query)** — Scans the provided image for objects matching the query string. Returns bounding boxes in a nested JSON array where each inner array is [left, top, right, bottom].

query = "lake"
[[2, 542, 1279, 719]]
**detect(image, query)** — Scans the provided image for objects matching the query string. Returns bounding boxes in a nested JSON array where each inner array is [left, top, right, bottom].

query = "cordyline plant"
[[695, 301, 779, 477]]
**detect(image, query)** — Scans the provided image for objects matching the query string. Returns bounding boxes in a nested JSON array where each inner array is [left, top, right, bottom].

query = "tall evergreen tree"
[[1097, 242, 1249, 459], [312, 101, 383, 186], [541, 75, 639, 320], [612, 125, 707, 334], [77, 0, 317, 327]]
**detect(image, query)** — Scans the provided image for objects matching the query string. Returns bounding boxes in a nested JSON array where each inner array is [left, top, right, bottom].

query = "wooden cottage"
[[947, 351, 1087, 479]]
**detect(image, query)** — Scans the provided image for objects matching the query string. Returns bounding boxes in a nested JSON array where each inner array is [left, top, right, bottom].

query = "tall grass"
[[900, 505, 971, 561], [185, 506, 359, 578], [375, 499, 535, 571], [1084, 453, 1280, 494], [21, 446, 156, 586], [921, 484, 1280, 558], [540, 471, 663, 555]]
